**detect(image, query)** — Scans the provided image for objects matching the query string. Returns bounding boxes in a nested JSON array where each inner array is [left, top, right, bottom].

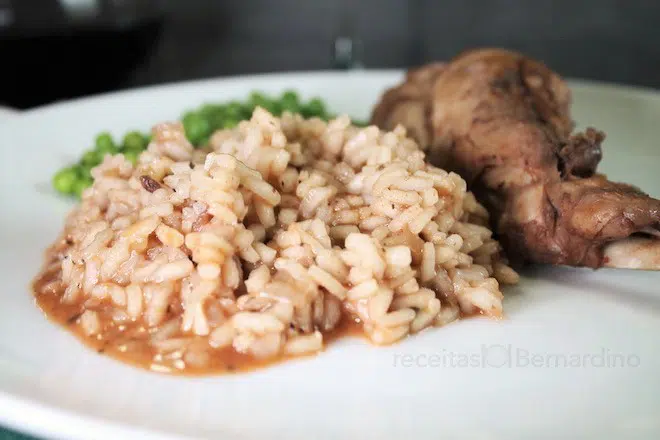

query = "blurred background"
[[1, 0, 660, 109]]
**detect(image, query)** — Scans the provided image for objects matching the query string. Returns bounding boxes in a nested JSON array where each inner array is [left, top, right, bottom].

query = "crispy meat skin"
[[371, 48, 660, 267]]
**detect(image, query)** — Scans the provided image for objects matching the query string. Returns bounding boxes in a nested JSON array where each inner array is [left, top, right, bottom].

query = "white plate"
[[1, 71, 659, 440], [0, 106, 19, 125]]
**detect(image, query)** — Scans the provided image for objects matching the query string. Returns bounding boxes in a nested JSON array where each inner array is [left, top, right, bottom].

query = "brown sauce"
[[32, 240, 487, 376], [33, 267, 365, 376]]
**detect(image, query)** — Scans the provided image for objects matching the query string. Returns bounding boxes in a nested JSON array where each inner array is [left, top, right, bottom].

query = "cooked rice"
[[34, 107, 518, 373]]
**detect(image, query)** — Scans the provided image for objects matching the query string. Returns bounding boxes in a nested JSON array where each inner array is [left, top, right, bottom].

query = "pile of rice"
[[36, 108, 518, 371]]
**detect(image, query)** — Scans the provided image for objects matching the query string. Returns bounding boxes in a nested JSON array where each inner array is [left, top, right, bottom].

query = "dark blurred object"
[[3, 0, 660, 109], [0, 0, 163, 109], [331, 0, 364, 70], [125, 0, 660, 90]]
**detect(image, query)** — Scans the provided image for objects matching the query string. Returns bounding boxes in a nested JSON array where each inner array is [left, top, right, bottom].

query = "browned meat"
[[371, 48, 660, 268], [371, 62, 446, 149], [559, 129, 604, 178]]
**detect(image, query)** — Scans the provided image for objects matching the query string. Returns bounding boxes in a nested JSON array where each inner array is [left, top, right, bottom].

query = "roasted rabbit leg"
[[372, 48, 660, 269]]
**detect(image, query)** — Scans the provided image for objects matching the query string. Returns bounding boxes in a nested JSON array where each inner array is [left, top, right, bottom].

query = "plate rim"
[[6, 69, 660, 121], [0, 390, 195, 440]]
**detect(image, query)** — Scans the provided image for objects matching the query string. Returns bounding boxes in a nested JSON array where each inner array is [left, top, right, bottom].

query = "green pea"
[[81, 149, 100, 167], [269, 101, 282, 115], [226, 101, 242, 113], [208, 112, 226, 131], [215, 111, 230, 129], [199, 104, 216, 116], [202, 104, 227, 130], [302, 97, 326, 118], [240, 105, 254, 119], [182, 112, 211, 146], [95, 139, 118, 158], [122, 131, 147, 151], [95, 132, 115, 151], [123, 150, 140, 165], [222, 118, 240, 129], [72, 177, 93, 198], [199, 104, 224, 120], [248, 92, 279, 114], [79, 164, 93, 180], [52, 167, 78, 194], [282, 90, 299, 102], [225, 101, 247, 120], [280, 90, 300, 113], [198, 136, 211, 147], [249, 91, 268, 106], [279, 102, 298, 114]]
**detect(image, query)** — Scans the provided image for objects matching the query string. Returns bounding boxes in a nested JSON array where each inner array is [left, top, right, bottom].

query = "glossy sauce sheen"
[[34, 271, 365, 375]]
